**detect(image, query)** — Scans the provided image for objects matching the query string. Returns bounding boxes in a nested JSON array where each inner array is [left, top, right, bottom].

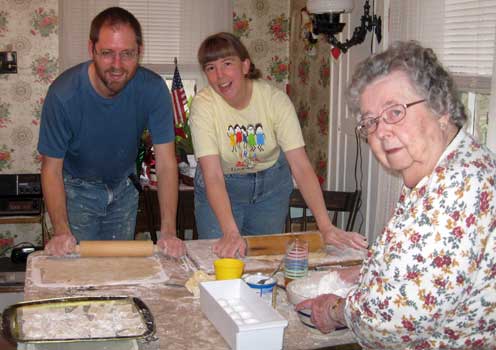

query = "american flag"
[[171, 63, 187, 125]]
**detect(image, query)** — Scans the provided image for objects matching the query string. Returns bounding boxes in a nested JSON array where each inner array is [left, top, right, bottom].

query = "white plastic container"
[[199, 279, 288, 350]]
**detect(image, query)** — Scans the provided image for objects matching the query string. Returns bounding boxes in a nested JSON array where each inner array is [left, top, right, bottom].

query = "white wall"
[[327, 0, 393, 242]]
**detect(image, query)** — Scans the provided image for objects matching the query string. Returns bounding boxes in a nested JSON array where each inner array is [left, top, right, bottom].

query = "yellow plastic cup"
[[214, 258, 244, 280]]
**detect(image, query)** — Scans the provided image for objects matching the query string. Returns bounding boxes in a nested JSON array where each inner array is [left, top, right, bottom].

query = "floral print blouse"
[[344, 130, 496, 350]]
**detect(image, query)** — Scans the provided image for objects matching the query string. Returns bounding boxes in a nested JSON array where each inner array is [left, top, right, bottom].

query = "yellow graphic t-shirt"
[[189, 80, 305, 174]]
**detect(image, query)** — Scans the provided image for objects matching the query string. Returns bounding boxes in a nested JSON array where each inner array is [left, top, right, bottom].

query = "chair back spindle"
[[285, 189, 361, 232]]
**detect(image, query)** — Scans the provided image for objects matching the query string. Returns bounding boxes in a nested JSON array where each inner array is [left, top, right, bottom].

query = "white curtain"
[[59, 0, 118, 70], [177, 0, 232, 89], [58, 0, 232, 75], [389, 0, 445, 49], [488, 31, 496, 153], [179, 0, 232, 65]]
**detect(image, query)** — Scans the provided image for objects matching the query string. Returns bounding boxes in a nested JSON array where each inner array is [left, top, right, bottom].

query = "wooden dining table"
[[18, 238, 365, 350]]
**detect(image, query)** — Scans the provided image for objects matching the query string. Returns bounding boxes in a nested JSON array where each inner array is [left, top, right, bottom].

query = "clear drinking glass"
[[284, 238, 309, 285]]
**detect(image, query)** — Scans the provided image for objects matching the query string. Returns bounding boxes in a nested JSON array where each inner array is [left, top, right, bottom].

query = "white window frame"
[[389, 0, 496, 147]]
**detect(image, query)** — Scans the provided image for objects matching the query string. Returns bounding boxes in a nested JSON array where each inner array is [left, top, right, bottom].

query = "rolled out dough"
[[31, 255, 169, 287]]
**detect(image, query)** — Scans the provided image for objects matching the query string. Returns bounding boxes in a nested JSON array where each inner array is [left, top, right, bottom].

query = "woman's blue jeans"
[[194, 152, 294, 239], [63, 173, 139, 242]]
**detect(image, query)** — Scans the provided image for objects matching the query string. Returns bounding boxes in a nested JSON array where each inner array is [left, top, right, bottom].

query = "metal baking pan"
[[2, 296, 155, 343]]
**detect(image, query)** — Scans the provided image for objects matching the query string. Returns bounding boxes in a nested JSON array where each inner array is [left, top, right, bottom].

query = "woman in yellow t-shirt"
[[189, 32, 367, 258]]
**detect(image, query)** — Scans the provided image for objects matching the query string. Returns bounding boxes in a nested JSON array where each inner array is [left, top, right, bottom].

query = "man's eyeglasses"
[[94, 49, 139, 62], [356, 99, 426, 138]]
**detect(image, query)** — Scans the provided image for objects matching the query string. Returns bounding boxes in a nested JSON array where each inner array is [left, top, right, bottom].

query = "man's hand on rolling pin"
[[45, 233, 77, 256], [213, 233, 246, 258], [157, 233, 186, 258], [322, 226, 367, 251]]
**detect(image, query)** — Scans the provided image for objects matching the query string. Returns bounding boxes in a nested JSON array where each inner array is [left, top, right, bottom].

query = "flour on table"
[[31, 255, 169, 287]]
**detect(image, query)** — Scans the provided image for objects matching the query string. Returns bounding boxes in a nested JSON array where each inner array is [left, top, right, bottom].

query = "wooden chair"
[[285, 189, 361, 232], [135, 187, 198, 242]]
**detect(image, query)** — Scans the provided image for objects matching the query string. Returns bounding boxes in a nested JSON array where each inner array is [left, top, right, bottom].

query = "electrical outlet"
[[0, 51, 17, 74]]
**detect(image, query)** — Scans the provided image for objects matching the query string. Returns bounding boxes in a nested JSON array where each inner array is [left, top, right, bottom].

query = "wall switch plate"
[[0, 51, 17, 74]]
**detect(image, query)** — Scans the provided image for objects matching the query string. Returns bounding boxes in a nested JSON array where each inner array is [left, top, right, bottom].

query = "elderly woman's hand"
[[322, 226, 368, 250], [296, 294, 346, 334]]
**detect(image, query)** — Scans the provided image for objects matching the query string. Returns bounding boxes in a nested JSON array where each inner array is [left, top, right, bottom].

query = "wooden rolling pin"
[[76, 233, 323, 257], [244, 232, 324, 256], [75, 240, 157, 257]]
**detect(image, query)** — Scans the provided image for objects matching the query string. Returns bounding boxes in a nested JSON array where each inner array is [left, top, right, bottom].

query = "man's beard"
[[94, 62, 135, 96]]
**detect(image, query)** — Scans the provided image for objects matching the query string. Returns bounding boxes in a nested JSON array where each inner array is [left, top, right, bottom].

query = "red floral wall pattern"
[[0, 101, 12, 129], [233, 12, 252, 37], [32, 96, 44, 126], [268, 14, 289, 42], [0, 0, 58, 175], [232, 1, 328, 186], [0, 0, 58, 254], [268, 55, 289, 83], [30, 7, 57, 37], [317, 104, 329, 136], [31, 53, 58, 84], [289, 0, 331, 187], [297, 101, 310, 128], [315, 151, 328, 186], [232, 0, 290, 92], [319, 57, 330, 88]]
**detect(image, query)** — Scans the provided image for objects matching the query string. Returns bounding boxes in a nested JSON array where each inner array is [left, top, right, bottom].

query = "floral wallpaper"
[[232, 0, 330, 186], [0, 0, 58, 256], [232, 0, 290, 92], [289, 0, 331, 186]]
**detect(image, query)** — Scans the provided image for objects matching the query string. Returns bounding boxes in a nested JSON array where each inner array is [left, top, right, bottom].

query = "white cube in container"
[[200, 279, 288, 350]]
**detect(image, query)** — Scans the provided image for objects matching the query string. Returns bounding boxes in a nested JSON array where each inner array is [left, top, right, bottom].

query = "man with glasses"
[[38, 7, 185, 257]]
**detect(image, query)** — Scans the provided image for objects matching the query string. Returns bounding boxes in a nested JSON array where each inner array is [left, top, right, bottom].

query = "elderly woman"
[[296, 41, 496, 349]]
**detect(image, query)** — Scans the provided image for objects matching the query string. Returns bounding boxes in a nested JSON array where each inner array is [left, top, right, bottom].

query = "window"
[[389, 0, 496, 147], [443, 0, 495, 78], [461, 91, 490, 144], [59, 0, 232, 94], [442, 1, 495, 145]]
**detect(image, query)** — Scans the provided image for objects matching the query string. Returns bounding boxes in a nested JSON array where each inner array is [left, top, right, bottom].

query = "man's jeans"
[[63, 173, 139, 241], [194, 152, 294, 239]]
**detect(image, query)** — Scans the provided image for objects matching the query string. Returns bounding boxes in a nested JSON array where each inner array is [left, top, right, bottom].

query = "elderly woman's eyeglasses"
[[94, 49, 139, 62], [356, 99, 426, 137]]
